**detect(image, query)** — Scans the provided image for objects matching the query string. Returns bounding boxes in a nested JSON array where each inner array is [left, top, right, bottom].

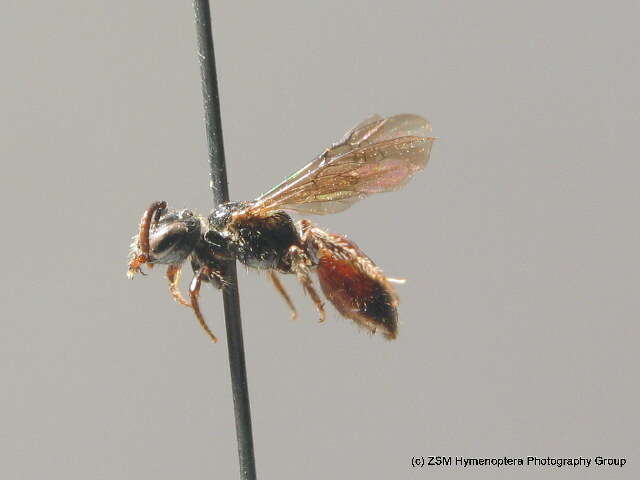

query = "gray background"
[[1, 1, 638, 479]]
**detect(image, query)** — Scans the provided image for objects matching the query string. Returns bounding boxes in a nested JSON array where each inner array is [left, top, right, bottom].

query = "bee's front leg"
[[165, 264, 191, 307]]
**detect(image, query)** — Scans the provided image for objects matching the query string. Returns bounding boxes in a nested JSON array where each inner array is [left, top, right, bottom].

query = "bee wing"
[[246, 114, 435, 215]]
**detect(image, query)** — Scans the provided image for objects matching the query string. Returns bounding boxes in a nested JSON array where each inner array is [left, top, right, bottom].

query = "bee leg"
[[298, 270, 326, 323], [189, 267, 218, 343], [268, 271, 298, 320], [166, 264, 191, 307], [288, 245, 326, 323]]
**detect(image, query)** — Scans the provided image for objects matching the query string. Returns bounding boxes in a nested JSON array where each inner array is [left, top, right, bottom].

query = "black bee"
[[128, 114, 435, 342]]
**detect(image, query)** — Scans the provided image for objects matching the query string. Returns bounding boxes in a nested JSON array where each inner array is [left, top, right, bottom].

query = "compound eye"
[[149, 223, 187, 255]]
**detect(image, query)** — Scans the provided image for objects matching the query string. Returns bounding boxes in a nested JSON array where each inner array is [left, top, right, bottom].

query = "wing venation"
[[245, 114, 435, 215]]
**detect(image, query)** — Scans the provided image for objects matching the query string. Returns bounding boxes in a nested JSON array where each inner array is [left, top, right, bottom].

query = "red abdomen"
[[315, 234, 398, 339]]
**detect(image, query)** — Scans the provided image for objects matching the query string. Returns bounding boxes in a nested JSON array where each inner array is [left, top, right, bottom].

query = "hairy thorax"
[[209, 202, 300, 271]]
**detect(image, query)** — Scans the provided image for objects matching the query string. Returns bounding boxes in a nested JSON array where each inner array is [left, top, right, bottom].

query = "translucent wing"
[[246, 114, 435, 215]]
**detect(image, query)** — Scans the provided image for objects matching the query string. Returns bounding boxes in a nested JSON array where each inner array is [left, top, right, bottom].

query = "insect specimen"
[[128, 114, 435, 342]]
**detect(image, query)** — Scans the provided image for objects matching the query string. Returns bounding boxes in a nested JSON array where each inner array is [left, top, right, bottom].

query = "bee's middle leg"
[[189, 267, 219, 343], [268, 271, 298, 320]]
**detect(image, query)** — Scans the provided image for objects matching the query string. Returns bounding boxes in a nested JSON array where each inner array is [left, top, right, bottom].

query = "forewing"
[[342, 113, 431, 147], [248, 114, 434, 215]]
